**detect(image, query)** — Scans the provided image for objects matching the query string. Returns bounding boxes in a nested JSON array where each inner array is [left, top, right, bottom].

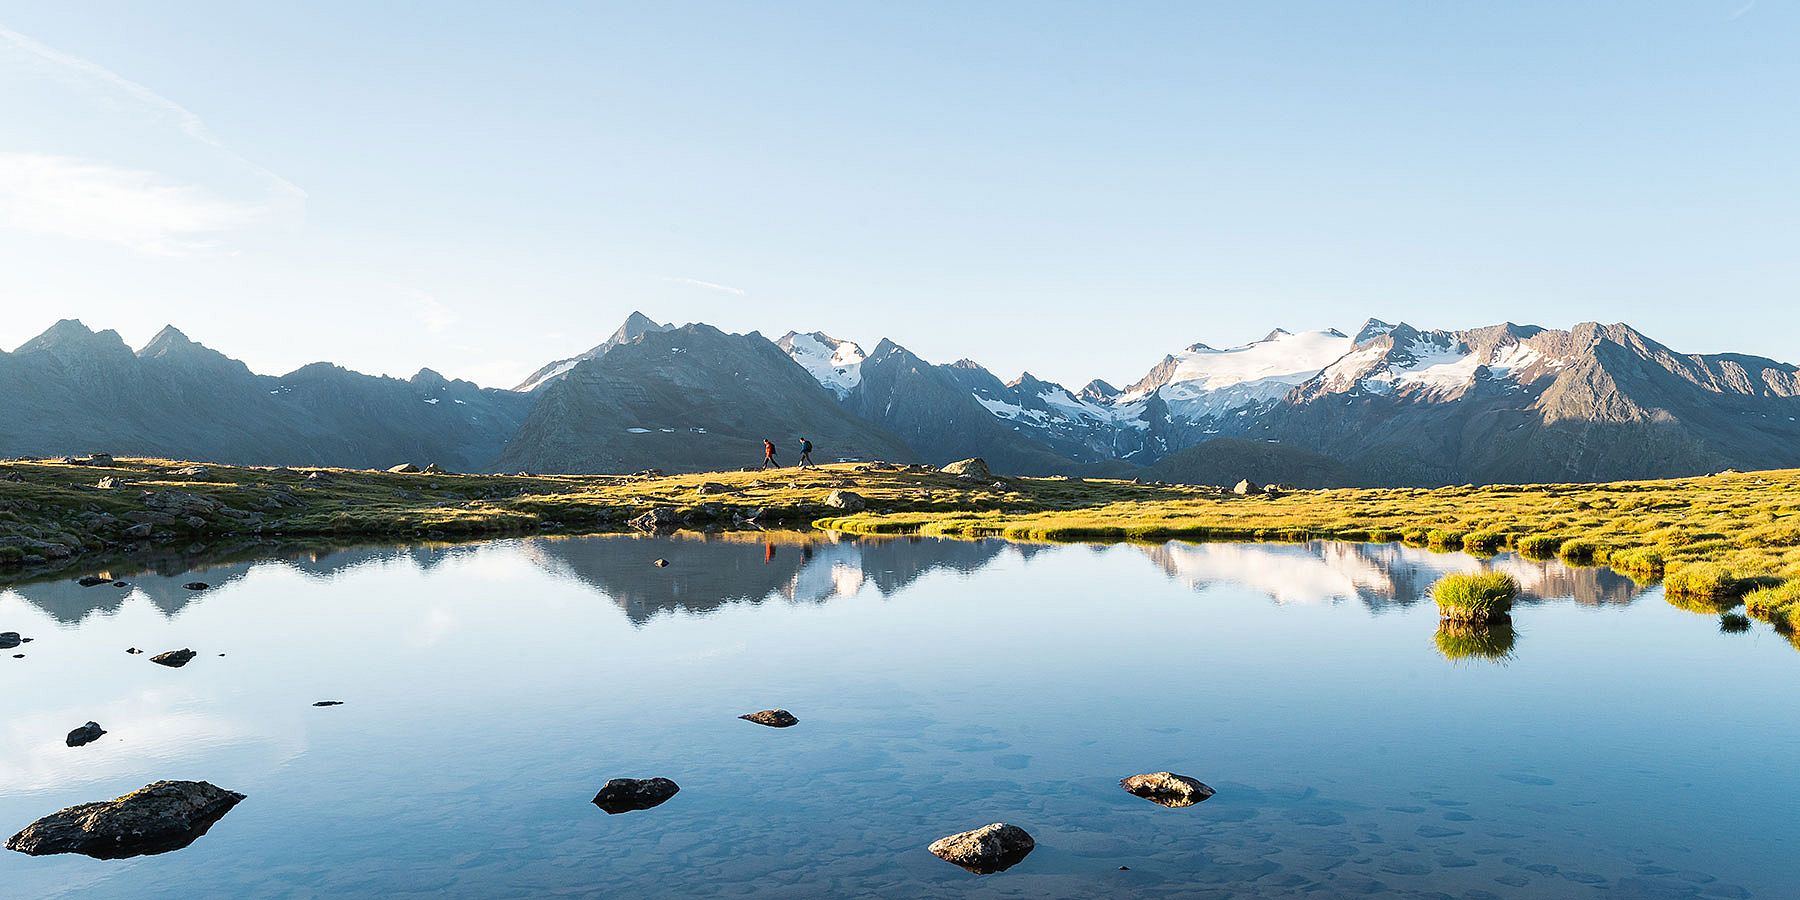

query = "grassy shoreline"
[[5, 457, 1800, 633]]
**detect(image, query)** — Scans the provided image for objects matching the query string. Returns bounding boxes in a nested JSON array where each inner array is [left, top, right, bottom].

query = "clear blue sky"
[[0, 1, 1793, 388]]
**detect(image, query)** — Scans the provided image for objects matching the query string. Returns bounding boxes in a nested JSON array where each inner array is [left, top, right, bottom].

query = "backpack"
[[800, 440, 812, 453]]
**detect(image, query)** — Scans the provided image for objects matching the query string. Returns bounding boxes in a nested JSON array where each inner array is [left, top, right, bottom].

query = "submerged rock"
[[66, 722, 106, 748], [312, 701, 344, 707], [940, 458, 993, 480], [0, 632, 20, 650], [652, 558, 670, 568], [78, 576, 111, 587], [5, 780, 244, 859], [182, 582, 209, 591], [739, 709, 798, 728], [927, 822, 1035, 874], [591, 777, 680, 814], [149, 649, 196, 668], [1120, 772, 1216, 808]]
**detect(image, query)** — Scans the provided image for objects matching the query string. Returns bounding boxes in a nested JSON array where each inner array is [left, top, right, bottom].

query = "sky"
[[0, 1, 1795, 389]]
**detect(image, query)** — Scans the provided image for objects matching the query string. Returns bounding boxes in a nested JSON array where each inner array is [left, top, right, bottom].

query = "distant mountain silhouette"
[[6, 314, 1799, 484]]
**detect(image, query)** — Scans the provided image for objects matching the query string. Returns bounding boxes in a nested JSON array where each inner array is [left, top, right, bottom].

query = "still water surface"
[[1, 533, 1795, 898]]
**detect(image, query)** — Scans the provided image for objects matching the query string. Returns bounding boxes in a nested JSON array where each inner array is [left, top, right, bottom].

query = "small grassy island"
[[4, 456, 1800, 642], [1433, 573, 1519, 623]]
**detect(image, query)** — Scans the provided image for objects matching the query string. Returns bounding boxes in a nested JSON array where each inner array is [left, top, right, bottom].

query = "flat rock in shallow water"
[[182, 582, 208, 591], [591, 777, 679, 814], [149, 649, 196, 668], [77, 576, 110, 587], [928, 823, 1035, 874], [739, 709, 798, 728], [0, 632, 20, 650], [66, 722, 106, 747], [312, 701, 344, 707], [5, 780, 244, 859], [1120, 771, 1216, 807]]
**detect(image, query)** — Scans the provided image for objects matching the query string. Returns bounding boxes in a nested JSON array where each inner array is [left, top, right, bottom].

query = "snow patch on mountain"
[[1123, 328, 1355, 420], [779, 331, 865, 398]]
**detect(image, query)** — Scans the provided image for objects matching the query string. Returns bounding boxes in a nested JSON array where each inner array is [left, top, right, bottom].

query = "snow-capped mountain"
[[10, 311, 1800, 485], [1118, 327, 1357, 423], [777, 317, 1800, 483], [776, 331, 865, 399]]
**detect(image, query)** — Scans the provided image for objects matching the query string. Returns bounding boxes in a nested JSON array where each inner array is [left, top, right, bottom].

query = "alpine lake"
[[2, 531, 1795, 898]]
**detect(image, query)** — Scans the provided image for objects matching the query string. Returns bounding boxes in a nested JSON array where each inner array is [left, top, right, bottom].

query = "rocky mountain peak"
[[15, 319, 131, 357], [1353, 318, 1396, 344]]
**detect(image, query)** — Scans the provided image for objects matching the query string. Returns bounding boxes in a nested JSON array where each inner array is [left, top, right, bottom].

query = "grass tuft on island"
[[1433, 573, 1519, 623], [6, 458, 1800, 608]]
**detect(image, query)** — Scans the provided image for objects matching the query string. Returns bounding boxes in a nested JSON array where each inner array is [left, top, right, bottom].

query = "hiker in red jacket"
[[760, 439, 780, 469]]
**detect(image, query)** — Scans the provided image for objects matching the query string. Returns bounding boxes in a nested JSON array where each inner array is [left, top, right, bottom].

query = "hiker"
[[760, 438, 780, 469], [797, 437, 815, 469]]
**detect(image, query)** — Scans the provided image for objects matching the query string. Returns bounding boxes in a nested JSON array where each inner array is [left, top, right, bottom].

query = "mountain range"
[[4, 314, 1798, 486]]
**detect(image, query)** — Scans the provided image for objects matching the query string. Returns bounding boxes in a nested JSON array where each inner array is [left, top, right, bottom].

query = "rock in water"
[[628, 507, 679, 533], [66, 722, 107, 748], [0, 632, 20, 650], [77, 576, 109, 587], [940, 458, 993, 480], [823, 490, 867, 512], [591, 777, 680, 814], [927, 823, 1035, 874], [5, 780, 245, 859], [182, 582, 209, 591], [149, 649, 197, 668], [739, 709, 798, 728], [1120, 771, 1216, 808], [652, 558, 670, 568], [312, 701, 344, 707]]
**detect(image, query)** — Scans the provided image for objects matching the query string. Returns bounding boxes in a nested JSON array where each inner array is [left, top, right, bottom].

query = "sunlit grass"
[[1661, 562, 1739, 599]]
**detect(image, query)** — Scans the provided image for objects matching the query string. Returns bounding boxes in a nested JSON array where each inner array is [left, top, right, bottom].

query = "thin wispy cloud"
[[0, 23, 303, 254], [0, 152, 270, 255], [404, 289, 460, 333], [1729, 1, 1757, 20], [664, 276, 747, 296]]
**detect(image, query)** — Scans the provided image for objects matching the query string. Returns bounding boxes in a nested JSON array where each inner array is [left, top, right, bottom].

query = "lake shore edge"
[[4, 457, 1798, 632]]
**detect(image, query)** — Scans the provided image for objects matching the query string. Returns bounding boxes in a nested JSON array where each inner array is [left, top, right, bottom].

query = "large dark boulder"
[[927, 822, 1035, 874], [5, 780, 244, 859], [823, 490, 866, 512], [591, 777, 680, 814], [940, 458, 993, 480], [66, 722, 107, 747]]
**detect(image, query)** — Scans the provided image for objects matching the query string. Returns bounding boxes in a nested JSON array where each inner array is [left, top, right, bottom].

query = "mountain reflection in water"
[[5, 533, 1642, 626]]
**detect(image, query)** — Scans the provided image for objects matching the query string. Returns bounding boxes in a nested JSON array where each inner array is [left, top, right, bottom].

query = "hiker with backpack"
[[797, 437, 815, 469], [760, 438, 780, 469]]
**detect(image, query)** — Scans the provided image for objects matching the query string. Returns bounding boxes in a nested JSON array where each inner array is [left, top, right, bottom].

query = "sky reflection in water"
[[1, 533, 1795, 898]]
